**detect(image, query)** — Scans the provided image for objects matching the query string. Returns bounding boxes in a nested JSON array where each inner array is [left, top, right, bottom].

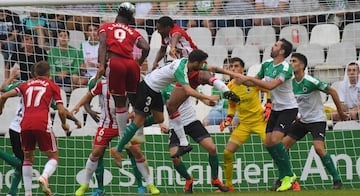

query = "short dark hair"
[[230, 57, 245, 68], [279, 38, 293, 58], [291, 53, 308, 69], [34, 61, 50, 76], [188, 49, 208, 63], [157, 16, 175, 28], [22, 29, 33, 36], [58, 29, 69, 37]]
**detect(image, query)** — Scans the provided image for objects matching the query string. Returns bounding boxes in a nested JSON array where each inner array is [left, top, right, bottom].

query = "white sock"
[[42, 158, 58, 179], [84, 156, 99, 184], [136, 157, 152, 185], [116, 107, 128, 137], [169, 112, 188, 146], [212, 78, 229, 93], [23, 160, 33, 195]]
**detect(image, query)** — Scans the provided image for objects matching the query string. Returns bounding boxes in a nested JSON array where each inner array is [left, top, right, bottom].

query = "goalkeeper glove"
[[220, 115, 233, 132], [223, 91, 240, 103], [264, 100, 272, 122]]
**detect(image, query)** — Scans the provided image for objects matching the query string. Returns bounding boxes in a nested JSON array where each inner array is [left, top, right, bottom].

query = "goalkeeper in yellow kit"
[[220, 57, 270, 191]]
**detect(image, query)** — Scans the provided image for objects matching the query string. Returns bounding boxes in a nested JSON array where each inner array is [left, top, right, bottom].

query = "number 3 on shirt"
[[25, 86, 46, 107], [114, 29, 126, 42]]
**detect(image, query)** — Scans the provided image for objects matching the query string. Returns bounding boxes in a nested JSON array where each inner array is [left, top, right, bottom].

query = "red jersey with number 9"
[[98, 22, 142, 59], [15, 78, 63, 132]]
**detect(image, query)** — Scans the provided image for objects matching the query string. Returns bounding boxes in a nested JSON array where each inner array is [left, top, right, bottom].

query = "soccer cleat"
[[223, 91, 240, 103], [276, 176, 293, 192], [147, 183, 160, 195], [138, 186, 146, 194], [184, 177, 193, 194], [38, 176, 52, 196], [211, 178, 229, 192], [75, 184, 89, 196], [215, 185, 234, 193], [332, 180, 343, 189], [91, 188, 105, 196], [110, 147, 123, 168], [270, 179, 281, 191], [292, 181, 301, 191], [171, 144, 193, 158]]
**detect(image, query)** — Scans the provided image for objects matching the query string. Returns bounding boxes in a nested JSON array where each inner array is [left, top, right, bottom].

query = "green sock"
[[144, 115, 154, 127], [8, 168, 22, 195], [0, 149, 22, 168], [128, 150, 143, 188], [95, 157, 104, 190], [174, 161, 191, 180], [266, 145, 283, 179], [321, 153, 340, 182], [117, 122, 139, 152], [208, 154, 219, 180], [273, 142, 293, 178]]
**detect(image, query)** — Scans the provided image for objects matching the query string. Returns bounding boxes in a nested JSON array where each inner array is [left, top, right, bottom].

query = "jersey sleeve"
[[312, 76, 331, 93], [52, 83, 63, 105], [226, 80, 236, 115], [90, 80, 104, 96], [256, 63, 265, 79], [173, 64, 189, 86], [5, 81, 23, 92]]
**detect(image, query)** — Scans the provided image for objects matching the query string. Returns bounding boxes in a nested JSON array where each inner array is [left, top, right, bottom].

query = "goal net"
[[0, 0, 360, 195]]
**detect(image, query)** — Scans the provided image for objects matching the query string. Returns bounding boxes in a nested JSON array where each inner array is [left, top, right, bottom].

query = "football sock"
[[117, 122, 139, 152], [23, 160, 33, 195], [136, 157, 151, 185], [209, 77, 230, 93], [42, 158, 58, 178], [321, 153, 341, 182], [115, 107, 128, 137], [8, 168, 22, 195], [144, 115, 155, 127], [128, 150, 143, 188], [84, 156, 99, 184], [209, 154, 219, 179], [169, 112, 188, 146], [174, 161, 191, 180], [95, 157, 104, 190], [223, 149, 234, 187]]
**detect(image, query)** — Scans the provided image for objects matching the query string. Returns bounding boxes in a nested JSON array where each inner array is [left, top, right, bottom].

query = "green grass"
[[119, 189, 360, 196]]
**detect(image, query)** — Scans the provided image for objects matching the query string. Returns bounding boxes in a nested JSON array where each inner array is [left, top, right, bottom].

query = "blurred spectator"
[[320, 0, 346, 27], [203, 57, 231, 126], [43, 13, 66, 46], [5, 30, 47, 81], [178, 1, 225, 36], [65, 5, 100, 31], [22, 12, 52, 49], [331, 62, 360, 121], [0, 9, 21, 62], [79, 23, 99, 78], [254, 0, 290, 29], [99, 3, 119, 13], [223, 0, 254, 35], [48, 30, 86, 92], [290, 0, 321, 28], [135, 2, 157, 36]]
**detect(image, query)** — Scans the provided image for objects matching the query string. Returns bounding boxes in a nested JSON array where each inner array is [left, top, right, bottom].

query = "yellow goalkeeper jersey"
[[227, 79, 264, 124]]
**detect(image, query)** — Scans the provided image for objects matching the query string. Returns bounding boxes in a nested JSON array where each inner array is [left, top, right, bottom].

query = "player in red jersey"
[[0, 61, 69, 196], [93, 2, 150, 142]]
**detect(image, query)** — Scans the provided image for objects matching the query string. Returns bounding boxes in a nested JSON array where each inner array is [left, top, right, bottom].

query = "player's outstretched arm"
[[57, 103, 70, 131], [0, 67, 20, 92], [71, 92, 94, 114], [182, 84, 219, 105], [328, 87, 349, 121], [136, 37, 150, 66], [0, 89, 18, 115]]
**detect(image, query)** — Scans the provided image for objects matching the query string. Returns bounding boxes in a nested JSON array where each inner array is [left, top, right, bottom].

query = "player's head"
[[187, 49, 208, 70], [290, 53, 308, 72], [116, 2, 135, 24], [229, 57, 245, 74], [279, 38, 293, 58], [156, 16, 175, 37], [346, 61, 360, 81], [271, 38, 293, 59], [34, 60, 50, 78]]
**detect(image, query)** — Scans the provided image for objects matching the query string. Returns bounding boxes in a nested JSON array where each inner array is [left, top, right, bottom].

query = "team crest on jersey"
[[246, 87, 251, 93], [272, 70, 277, 76], [97, 135, 103, 142], [302, 86, 307, 92]]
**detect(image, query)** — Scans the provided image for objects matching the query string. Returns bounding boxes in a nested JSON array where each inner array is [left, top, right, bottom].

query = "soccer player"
[[283, 53, 348, 189], [0, 66, 80, 196], [111, 49, 242, 167], [0, 61, 70, 196], [219, 57, 268, 192], [93, 2, 150, 148], [159, 84, 230, 193], [72, 77, 159, 196], [237, 39, 298, 191]]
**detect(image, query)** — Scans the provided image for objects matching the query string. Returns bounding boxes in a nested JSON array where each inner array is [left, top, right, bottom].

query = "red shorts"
[[106, 57, 140, 95], [93, 127, 119, 146], [21, 130, 58, 152]]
